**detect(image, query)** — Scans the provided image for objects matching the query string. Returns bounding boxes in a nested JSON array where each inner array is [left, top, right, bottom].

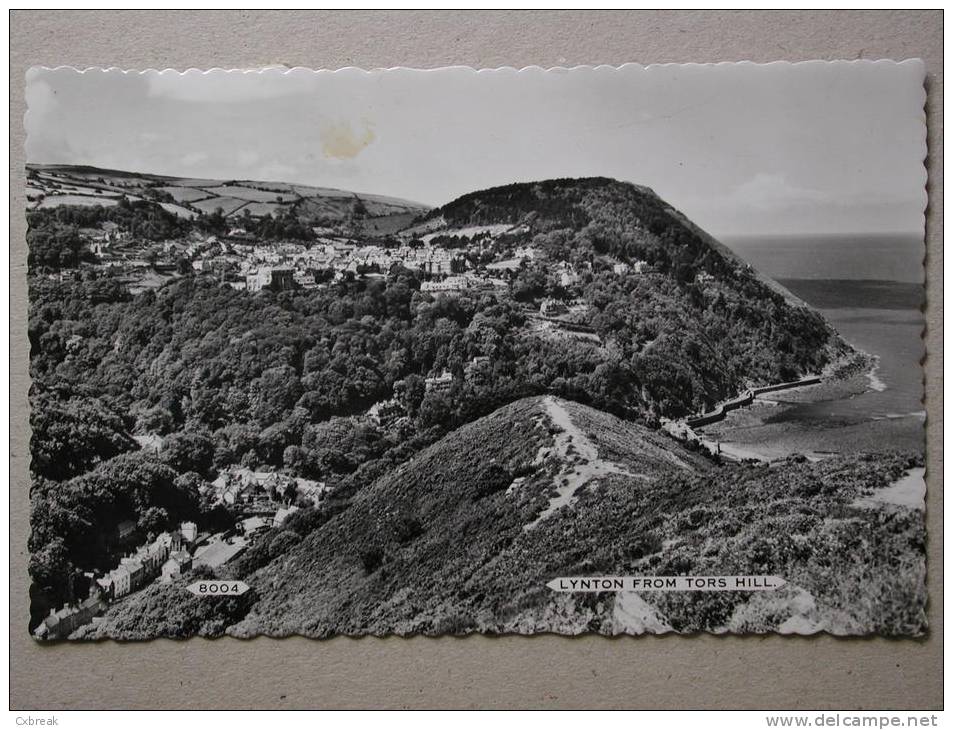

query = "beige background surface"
[[9, 10, 943, 710]]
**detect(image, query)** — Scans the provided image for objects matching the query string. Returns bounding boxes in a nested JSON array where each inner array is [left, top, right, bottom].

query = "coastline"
[[678, 347, 882, 463], [696, 343, 927, 461]]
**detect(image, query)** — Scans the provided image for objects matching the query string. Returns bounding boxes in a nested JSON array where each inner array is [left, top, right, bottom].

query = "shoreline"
[[700, 341, 929, 462], [667, 347, 882, 464]]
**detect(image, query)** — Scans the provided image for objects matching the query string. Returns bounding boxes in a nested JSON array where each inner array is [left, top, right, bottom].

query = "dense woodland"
[[28, 177, 846, 629]]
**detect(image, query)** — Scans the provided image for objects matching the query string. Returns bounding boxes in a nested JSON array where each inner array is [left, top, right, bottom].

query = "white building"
[[425, 369, 454, 393], [179, 521, 198, 545], [421, 275, 471, 293], [246, 266, 295, 292], [161, 551, 193, 582], [558, 264, 580, 287], [273, 506, 300, 528]]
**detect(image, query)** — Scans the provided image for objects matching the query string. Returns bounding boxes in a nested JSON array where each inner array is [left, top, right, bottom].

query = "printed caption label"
[[547, 575, 786, 592]]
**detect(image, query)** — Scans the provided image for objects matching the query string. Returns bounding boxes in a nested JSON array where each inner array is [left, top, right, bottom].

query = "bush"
[[360, 547, 385, 574], [471, 463, 511, 500]]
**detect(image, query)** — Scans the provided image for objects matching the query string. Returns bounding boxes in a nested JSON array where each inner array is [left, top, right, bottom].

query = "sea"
[[718, 233, 926, 457]]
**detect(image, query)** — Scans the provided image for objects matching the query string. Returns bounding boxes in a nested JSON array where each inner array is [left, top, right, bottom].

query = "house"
[[293, 270, 317, 288], [425, 370, 454, 393], [420, 275, 471, 293], [226, 227, 256, 242], [149, 530, 179, 556], [246, 266, 296, 292], [514, 246, 539, 261], [161, 551, 193, 582], [100, 221, 122, 242], [179, 521, 198, 545], [418, 253, 460, 276], [192, 537, 248, 569], [33, 595, 105, 640], [273, 506, 300, 528], [211, 469, 260, 505], [367, 398, 404, 427], [540, 298, 569, 317], [119, 556, 146, 591], [557, 264, 580, 287], [696, 271, 715, 284], [241, 516, 268, 535], [97, 565, 131, 600], [133, 540, 167, 575], [295, 480, 327, 505], [465, 356, 492, 382], [116, 520, 137, 544]]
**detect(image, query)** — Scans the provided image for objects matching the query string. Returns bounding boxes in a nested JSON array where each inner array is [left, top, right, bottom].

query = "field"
[[36, 195, 120, 209], [359, 212, 422, 236], [229, 201, 287, 217], [158, 202, 198, 219], [158, 186, 214, 203], [190, 196, 251, 216], [290, 184, 355, 198], [26, 164, 432, 227], [204, 185, 289, 203], [295, 196, 361, 221]]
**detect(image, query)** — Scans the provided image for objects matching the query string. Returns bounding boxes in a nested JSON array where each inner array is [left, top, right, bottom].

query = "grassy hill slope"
[[26, 164, 430, 224], [208, 397, 919, 638]]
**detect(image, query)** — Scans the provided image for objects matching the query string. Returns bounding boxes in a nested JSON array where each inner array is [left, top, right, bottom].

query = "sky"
[[26, 61, 927, 238]]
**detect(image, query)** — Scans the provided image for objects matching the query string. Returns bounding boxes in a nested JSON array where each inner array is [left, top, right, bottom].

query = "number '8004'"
[[186, 580, 250, 597], [199, 582, 240, 594]]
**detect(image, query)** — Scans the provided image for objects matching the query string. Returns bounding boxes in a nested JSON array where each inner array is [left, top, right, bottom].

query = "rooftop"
[[192, 538, 248, 569]]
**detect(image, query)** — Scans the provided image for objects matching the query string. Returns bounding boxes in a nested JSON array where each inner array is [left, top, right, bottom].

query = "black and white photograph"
[[25, 61, 927, 641]]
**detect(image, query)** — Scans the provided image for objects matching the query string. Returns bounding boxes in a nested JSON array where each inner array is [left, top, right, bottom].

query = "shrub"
[[360, 547, 385, 574]]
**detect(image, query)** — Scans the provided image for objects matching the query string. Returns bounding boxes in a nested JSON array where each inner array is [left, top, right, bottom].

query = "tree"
[[254, 366, 303, 427], [283, 479, 299, 506], [138, 505, 170, 536], [396, 374, 425, 416], [160, 431, 215, 475], [283, 445, 304, 472], [31, 395, 138, 481], [417, 391, 453, 429], [29, 537, 72, 606]]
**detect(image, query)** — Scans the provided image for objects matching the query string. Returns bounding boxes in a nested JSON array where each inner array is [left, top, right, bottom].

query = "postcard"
[[25, 62, 926, 639]]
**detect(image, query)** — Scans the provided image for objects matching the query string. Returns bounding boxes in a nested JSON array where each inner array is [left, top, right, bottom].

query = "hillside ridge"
[[26, 163, 431, 224]]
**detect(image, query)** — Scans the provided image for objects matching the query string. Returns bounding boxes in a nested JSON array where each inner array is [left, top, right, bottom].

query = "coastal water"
[[723, 233, 924, 284], [718, 234, 925, 456]]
